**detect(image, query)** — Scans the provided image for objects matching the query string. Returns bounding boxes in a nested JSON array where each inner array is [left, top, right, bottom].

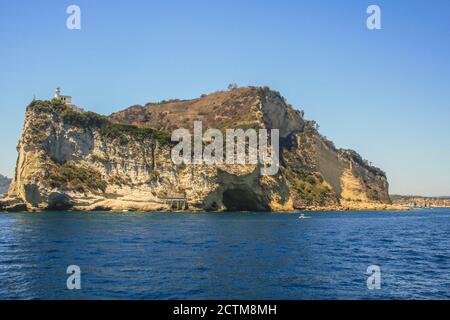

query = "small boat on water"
[[298, 214, 311, 219]]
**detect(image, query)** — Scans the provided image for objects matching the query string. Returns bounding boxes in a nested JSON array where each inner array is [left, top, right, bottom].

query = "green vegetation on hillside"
[[61, 110, 106, 127], [49, 162, 106, 193], [28, 99, 171, 145], [292, 177, 334, 204], [61, 109, 171, 144], [28, 99, 67, 114]]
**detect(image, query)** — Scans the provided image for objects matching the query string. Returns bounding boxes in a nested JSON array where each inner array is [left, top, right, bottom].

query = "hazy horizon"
[[1, 0, 449, 196]]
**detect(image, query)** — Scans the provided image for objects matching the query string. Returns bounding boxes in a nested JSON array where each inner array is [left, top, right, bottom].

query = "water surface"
[[0, 209, 449, 299]]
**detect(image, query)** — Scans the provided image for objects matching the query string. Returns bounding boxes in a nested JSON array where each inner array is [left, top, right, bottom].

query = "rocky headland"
[[0, 87, 404, 212]]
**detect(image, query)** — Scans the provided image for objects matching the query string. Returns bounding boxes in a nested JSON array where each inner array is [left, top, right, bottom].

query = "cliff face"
[[3, 87, 393, 212]]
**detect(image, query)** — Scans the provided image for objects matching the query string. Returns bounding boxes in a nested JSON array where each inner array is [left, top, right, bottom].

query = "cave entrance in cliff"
[[222, 188, 265, 211]]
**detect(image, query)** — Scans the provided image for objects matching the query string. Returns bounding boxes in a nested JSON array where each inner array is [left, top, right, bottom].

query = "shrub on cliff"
[[293, 178, 334, 205], [28, 99, 68, 114], [61, 110, 107, 128], [49, 162, 106, 193], [98, 122, 171, 145], [28, 100, 170, 145], [60, 109, 171, 145]]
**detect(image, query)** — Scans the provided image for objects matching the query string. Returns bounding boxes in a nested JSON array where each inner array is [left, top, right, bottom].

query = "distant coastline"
[[0, 174, 11, 198], [391, 195, 450, 208]]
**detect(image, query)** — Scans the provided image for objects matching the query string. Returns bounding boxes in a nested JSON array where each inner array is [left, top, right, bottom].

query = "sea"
[[0, 209, 449, 299]]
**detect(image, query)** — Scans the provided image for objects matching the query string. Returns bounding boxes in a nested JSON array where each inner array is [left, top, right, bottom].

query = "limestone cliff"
[[2, 87, 395, 212]]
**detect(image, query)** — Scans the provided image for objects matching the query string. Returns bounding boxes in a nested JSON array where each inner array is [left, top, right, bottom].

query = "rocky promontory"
[[1, 87, 400, 212]]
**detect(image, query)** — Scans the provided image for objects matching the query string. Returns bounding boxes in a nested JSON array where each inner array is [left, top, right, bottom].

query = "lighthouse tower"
[[54, 87, 61, 99]]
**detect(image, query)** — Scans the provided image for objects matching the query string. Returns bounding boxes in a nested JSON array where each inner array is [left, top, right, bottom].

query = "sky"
[[0, 0, 449, 196]]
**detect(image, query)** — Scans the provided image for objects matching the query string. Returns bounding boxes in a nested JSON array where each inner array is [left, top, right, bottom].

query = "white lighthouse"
[[54, 87, 72, 105]]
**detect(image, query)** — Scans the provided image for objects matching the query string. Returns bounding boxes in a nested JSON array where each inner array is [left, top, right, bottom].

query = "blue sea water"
[[0, 209, 449, 300]]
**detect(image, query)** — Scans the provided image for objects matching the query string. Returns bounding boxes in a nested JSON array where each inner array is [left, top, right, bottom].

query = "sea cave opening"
[[222, 188, 265, 211]]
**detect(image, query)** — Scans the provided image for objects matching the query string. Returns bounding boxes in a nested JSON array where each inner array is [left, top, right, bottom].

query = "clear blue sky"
[[1, 0, 449, 196]]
